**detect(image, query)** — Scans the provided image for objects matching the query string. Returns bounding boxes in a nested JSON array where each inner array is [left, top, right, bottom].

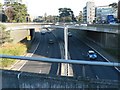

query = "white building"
[[96, 5, 118, 23], [83, 1, 95, 24]]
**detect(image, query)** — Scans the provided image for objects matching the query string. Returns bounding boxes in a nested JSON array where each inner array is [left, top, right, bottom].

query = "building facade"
[[95, 5, 118, 23], [83, 1, 95, 24]]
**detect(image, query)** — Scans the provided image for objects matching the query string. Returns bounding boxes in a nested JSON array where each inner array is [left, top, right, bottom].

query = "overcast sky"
[[1, 0, 118, 16]]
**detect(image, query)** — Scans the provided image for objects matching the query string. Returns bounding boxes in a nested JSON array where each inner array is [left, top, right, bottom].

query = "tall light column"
[[64, 26, 68, 60]]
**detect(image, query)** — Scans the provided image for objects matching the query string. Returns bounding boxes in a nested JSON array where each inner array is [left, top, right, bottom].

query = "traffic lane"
[[49, 42, 61, 75], [20, 32, 51, 73], [34, 32, 61, 75], [68, 36, 97, 78], [69, 34, 119, 80], [54, 29, 95, 78], [48, 32, 61, 76], [28, 32, 42, 53], [52, 28, 64, 41]]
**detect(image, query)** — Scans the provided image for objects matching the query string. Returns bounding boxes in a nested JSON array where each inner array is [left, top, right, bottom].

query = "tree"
[[4, 6, 15, 22], [109, 2, 118, 12], [76, 11, 83, 22], [4, 2, 27, 22], [0, 24, 12, 44], [0, 3, 2, 7], [58, 8, 76, 22], [109, 3, 118, 9]]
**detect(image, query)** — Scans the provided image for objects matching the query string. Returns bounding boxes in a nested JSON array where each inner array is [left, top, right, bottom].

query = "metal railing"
[[1, 54, 120, 67]]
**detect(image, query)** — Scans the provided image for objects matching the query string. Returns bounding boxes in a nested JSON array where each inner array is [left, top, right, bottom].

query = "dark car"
[[41, 31, 46, 35], [49, 39, 54, 44], [68, 32, 72, 37]]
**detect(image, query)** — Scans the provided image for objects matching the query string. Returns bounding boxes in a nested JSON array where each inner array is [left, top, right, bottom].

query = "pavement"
[[3, 30, 120, 73]]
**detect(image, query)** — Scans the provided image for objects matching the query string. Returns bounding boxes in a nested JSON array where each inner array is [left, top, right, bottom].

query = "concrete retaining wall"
[[1, 70, 119, 89], [86, 31, 118, 49], [10, 29, 29, 43], [70, 29, 119, 49], [10, 29, 35, 43]]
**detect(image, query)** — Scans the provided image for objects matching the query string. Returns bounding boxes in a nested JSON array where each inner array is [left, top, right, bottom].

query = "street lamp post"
[[64, 25, 68, 60], [63, 25, 69, 76]]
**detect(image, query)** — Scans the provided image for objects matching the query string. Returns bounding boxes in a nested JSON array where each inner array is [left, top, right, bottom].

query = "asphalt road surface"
[[53, 28, 120, 81], [20, 30, 61, 76], [20, 28, 120, 81]]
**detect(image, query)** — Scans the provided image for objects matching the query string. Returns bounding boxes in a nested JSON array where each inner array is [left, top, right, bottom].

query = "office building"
[[96, 5, 117, 23], [83, 1, 95, 24]]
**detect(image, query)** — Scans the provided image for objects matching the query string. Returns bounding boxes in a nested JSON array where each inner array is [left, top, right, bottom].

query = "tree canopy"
[[4, 2, 27, 22], [58, 8, 76, 22], [109, 3, 118, 9]]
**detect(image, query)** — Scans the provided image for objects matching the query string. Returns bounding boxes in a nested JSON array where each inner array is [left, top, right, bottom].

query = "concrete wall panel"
[[10, 29, 29, 43]]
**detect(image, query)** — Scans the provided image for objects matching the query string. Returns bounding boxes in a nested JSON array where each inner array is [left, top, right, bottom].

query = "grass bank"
[[0, 43, 27, 68]]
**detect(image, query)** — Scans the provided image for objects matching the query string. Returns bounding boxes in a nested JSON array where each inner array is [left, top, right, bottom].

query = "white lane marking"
[[18, 61, 27, 71], [96, 75, 99, 79], [18, 32, 41, 70], [84, 38, 120, 72]]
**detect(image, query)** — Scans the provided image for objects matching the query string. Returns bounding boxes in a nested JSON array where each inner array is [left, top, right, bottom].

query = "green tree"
[[4, 2, 27, 22], [76, 11, 83, 22], [0, 3, 2, 7], [58, 8, 76, 22], [0, 3, 8, 22], [109, 2, 118, 12], [4, 6, 15, 22]]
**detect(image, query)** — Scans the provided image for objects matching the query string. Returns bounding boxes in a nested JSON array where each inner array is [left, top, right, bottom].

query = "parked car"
[[87, 50, 97, 60]]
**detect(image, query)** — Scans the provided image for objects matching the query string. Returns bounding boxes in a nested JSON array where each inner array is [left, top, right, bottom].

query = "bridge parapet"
[[1, 66, 120, 89]]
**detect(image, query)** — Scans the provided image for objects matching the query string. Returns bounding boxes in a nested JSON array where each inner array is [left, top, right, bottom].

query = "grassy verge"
[[0, 43, 27, 68]]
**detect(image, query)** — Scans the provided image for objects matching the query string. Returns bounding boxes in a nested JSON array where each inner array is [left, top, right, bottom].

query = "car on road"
[[80, 24, 87, 26], [68, 32, 72, 37], [87, 50, 97, 60], [41, 31, 46, 35], [49, 39, 54, 44], [75, 24, 79, 26]]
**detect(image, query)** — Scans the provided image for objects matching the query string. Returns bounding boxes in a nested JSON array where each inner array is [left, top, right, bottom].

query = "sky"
[[1, 0, 118, 16]]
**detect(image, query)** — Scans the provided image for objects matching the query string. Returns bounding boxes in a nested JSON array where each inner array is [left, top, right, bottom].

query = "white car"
[[75, 24, 79, 26], [80, 24, 87, 26], [87, 50, 97, 60]]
